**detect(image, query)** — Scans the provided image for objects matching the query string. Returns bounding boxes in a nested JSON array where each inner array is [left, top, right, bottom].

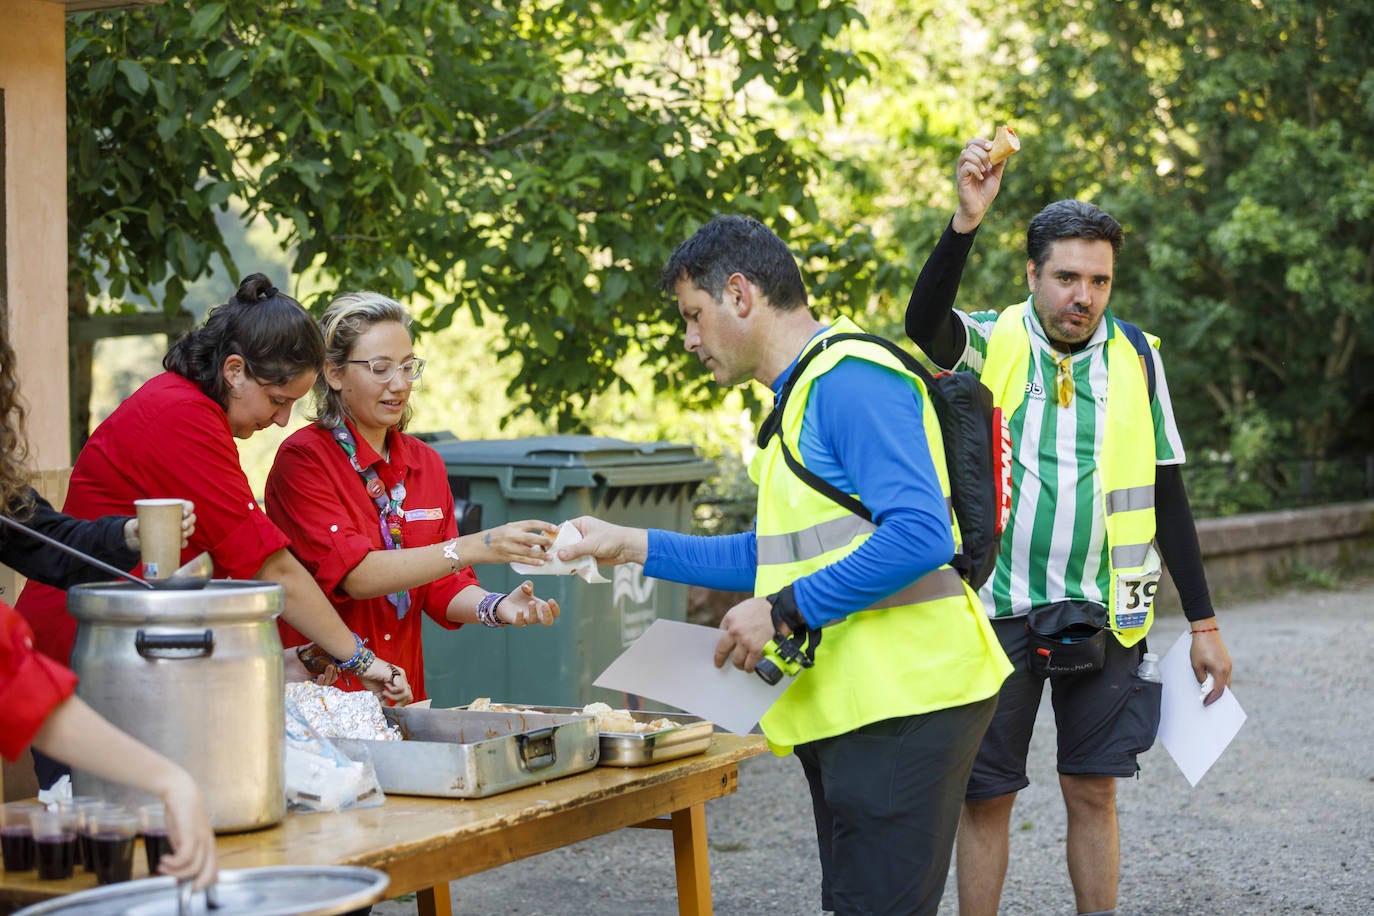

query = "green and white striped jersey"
[[954, 298, 1186, 618]]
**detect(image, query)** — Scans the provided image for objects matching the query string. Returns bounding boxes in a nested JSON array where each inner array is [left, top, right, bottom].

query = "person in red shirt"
[[16, 274, 413, 760], [2, 601, 217, 889], [265, 291, 560, 702]]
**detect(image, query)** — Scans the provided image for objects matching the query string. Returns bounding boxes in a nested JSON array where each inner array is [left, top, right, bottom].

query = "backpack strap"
[[1114, 319, 1157, 403], [757, 332, 929, 523]]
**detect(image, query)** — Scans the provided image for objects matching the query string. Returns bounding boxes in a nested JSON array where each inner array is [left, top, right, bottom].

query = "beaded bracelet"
[[476, 591, 509, 628], [332, 633, 377, 675]]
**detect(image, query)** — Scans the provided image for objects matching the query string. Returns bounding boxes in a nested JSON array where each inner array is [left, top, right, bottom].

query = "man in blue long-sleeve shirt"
[[562, 214, 1010, 916]]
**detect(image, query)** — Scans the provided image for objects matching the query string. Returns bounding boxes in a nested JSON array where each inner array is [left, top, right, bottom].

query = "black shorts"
[[965, 616, 1163, 801]]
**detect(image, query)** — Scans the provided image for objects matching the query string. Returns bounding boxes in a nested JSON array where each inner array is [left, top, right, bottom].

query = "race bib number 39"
[[1115, 547, 1161, 630]]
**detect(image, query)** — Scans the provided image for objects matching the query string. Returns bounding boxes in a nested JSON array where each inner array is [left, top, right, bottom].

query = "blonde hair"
[[313, 291, 414, 431]]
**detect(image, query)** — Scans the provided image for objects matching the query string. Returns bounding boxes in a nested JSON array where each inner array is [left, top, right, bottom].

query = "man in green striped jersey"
[[904, 136, 1234, 916]]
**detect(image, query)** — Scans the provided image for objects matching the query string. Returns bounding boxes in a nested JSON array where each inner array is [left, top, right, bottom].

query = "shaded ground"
[[372, 581, 1374, 915]]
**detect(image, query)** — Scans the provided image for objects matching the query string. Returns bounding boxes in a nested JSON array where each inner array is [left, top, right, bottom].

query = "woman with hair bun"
[[265, 291, 561, 702], [16, 275, 413, 788]]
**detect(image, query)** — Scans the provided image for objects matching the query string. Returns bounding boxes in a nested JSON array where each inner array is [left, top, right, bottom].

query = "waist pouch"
[[1026, 600, 1108, 679]]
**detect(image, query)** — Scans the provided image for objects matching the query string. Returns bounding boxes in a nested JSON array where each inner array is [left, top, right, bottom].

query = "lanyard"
[[330, 423, 410, 619]]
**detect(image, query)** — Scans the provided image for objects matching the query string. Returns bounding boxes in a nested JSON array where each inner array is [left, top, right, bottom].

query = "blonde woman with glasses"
[[264, 292, 561, 702]]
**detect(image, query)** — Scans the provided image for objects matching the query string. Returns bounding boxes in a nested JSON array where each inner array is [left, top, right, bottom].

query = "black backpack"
[[757, 332, 1011, 591]]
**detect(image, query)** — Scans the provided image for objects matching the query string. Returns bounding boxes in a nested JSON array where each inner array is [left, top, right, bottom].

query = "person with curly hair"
[[0, 326, 216, 890]]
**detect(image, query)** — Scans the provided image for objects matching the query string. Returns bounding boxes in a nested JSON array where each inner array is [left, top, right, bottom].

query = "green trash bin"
[[417, 434, 717, 711]]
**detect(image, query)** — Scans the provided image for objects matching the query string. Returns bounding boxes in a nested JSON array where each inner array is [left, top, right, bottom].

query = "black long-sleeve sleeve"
[[0, 489, 139, 588], [1155, 464, 1214, 621], [904, 220, 978, 369]]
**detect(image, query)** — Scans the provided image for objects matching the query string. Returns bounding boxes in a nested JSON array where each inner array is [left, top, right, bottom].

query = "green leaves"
[[65, 0, 1372, 478], [67, 0, 870, 431]]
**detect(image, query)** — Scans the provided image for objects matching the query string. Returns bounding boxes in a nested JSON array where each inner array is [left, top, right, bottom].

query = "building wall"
[[0, 0, 71, 477], [0, 0, 70, 804]]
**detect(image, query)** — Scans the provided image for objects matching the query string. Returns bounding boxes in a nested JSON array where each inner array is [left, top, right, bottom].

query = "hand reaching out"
[[469, 519, 560, 566], [497, 580, 561, 627]]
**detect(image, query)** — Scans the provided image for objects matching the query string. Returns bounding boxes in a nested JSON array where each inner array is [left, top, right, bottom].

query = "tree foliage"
[[67, 0, 1374, 512], [806, 0, 1374, 510], [965, 0, 1374, 469], [67, 0, 871, 430]]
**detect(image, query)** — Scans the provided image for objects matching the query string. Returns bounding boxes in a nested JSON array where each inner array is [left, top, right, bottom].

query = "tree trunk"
[[66, 272, 93, 463]]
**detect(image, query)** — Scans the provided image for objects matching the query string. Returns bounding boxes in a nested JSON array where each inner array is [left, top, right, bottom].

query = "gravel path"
[[373, 580, 1374, 915]]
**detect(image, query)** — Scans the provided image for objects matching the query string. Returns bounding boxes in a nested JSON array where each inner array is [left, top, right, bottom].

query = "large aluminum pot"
[[66, 581, 286, 833]]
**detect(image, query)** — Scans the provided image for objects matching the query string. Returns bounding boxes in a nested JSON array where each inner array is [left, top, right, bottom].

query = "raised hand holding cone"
[[989, 125, 1020, 165]]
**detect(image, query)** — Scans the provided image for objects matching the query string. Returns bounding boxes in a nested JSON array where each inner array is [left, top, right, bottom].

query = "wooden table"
[[0, 734, 767, 916]]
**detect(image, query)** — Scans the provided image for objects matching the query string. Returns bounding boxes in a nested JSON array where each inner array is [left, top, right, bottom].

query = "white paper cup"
[[134, 498, 185, 580]]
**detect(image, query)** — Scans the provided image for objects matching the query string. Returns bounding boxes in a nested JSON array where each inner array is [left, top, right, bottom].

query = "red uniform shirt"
[[264, 421, 476, 702], [0, 600, 77, 762], [15, 372, 291, 664]]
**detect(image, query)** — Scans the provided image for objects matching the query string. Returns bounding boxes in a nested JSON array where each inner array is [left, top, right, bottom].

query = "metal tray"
[[464, 704, 715, 767], [12, 866, 388, 915], [334, 707, 599, 798]]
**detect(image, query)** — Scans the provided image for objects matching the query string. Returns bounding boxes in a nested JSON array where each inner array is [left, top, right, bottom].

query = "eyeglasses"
[[1054, 354, 1074, 408], [345, 357, 426, 385]]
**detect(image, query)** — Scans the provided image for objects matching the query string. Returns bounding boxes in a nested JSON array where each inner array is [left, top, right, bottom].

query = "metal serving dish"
[[12, 866, 389, 915], [333, 706, 599, 798], [464, 704, 715, 767]]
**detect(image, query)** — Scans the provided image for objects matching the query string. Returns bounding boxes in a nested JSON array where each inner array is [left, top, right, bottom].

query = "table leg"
[[417, 883, 453, 916], [670, 803, 712, 916]]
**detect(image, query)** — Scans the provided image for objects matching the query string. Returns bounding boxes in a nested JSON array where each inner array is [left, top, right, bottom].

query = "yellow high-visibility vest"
[[981, 303, 1158, 647], [751, 317, 1011, 753]]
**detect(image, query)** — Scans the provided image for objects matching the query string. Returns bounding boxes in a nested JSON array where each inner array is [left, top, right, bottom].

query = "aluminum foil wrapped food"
[[285, 682, 403, 741]]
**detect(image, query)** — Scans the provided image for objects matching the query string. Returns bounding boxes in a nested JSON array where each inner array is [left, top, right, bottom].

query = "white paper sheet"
[[1156, 629, 1246, 786], [593, 618, 793, 736], [511, 521, 609, 583]]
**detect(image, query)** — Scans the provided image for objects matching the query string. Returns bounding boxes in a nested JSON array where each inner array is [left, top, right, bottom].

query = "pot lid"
[[13, 866, 389, 916], [66, 580, 284, 625]]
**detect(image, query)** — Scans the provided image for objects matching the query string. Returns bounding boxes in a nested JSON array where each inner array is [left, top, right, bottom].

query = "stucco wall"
[[0, 0, 71, 476], [1154, 500, 1374, 612]]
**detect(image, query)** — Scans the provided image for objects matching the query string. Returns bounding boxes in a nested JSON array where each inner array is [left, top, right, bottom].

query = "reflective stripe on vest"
[[982, 302, 1159, 647], [750, 317, 1011, 753], [757, 517, 966, 608], [756, 515, 874, 567]]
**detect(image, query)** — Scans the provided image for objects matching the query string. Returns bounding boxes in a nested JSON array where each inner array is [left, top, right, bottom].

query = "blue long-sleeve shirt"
[[645, 338, 954, 629]]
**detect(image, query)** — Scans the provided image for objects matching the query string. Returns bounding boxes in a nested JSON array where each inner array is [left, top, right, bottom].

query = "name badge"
[[404, 507, 444, 522]]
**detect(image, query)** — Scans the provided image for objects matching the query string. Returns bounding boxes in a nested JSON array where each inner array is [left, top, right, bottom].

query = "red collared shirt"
[[1, 599, 78, 762], [264, 421, 476, 701], [15, 372, 292, 664]]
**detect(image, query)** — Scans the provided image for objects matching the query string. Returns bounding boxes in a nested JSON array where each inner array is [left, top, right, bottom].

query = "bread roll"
[[989, 125, 1021, 165]]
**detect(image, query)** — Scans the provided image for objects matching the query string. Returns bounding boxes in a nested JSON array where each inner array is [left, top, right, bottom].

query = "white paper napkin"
[[511, 521, 609, 583]]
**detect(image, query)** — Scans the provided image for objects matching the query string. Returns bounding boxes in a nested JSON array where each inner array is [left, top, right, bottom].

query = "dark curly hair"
[[163, 273, 326, 408], [0, 333, 35, 521]]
